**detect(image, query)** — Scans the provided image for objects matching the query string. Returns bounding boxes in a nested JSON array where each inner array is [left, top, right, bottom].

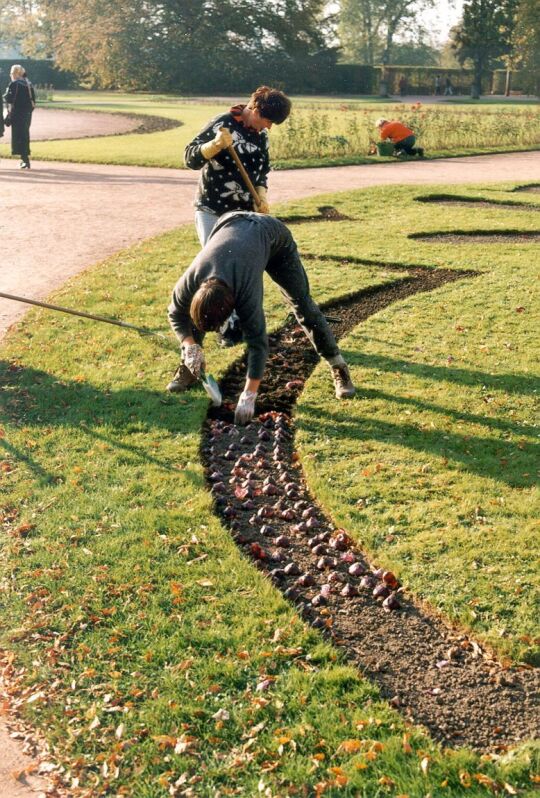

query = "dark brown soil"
[[416, 195, 539, 212], [37, 111, 181, 142], [278, 206, 353, 224], [513, 184, 540, 194], [201, 264, 540, 752], [411, 231, 540, 244]]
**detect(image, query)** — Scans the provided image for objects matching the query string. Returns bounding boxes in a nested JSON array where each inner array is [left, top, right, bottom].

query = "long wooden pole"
[[0, 290, 170, 341], [220, 127, 261, 208]]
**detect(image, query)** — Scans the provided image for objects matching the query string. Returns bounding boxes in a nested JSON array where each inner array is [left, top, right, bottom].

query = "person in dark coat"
[[3, 64, 36, 169], [0, 89, 4, 140], [184, 86, 291, 347]]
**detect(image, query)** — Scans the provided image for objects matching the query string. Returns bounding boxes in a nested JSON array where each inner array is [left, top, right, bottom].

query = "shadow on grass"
[[351, 351, 539, 397], [298, 351, 537, 489], [0, 360, 205, 485], [300, 401, 536, 488]]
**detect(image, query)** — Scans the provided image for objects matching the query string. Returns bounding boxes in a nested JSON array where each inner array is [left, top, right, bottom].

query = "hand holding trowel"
[[0, 291, 223, 406]]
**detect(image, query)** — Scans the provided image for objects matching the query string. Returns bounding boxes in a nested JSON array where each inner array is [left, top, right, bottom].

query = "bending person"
[[184, 86, 291, 346], [375, 117, 424, 159], [167, 212, 356, 425]]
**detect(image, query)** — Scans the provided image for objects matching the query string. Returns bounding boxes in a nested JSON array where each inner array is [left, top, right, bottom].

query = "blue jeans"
[[195, 209, 219, 246]]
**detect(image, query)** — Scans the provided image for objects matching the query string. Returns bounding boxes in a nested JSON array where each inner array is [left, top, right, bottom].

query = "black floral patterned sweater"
[[184, 104, 270, 215]]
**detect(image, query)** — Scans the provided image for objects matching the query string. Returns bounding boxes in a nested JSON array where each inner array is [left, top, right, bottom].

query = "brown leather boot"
[[166, 363, 198, 393], [332, 364, 356, 399]]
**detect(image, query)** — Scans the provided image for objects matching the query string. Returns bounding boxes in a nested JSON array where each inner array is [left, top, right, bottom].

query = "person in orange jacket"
[[375, 118, 424, 158]]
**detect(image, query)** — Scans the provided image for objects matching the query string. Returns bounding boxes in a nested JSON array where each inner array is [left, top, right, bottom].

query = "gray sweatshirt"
[[168, 212, 293, 379]]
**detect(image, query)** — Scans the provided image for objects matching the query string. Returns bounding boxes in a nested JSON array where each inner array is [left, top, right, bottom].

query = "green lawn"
[[0, 90, 537, 168], [0, 183, 539, 796]]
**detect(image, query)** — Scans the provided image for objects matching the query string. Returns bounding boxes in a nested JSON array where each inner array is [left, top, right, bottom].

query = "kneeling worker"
[[167, 211, 356, 425], [375, 117, 424, 158]]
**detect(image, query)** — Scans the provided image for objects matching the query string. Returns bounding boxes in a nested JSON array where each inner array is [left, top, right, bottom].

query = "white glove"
[[234, 389, 257, 425], [182, 342, 205, 379], [201, 128, 233, 160]]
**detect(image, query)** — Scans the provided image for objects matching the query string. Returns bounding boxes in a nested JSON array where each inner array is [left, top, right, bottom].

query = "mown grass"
[[1, 184, 539, 796], [1, 90, 538, 168]]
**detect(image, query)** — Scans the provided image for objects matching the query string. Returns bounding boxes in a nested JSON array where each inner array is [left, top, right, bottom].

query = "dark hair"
[[190, 278, 235, 332], [249, 86, 291, 125]]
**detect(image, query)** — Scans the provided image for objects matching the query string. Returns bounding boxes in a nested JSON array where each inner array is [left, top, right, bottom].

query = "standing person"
[[444, 76, 454, 96], [3, 64, 35, 169], [375, 118, 424, 158], [398, 75, 407, 97], [0, 83, 4, 141], [184, 86, 291, 346], [434, 74, 442, 96], [166, 211, 356, 424]]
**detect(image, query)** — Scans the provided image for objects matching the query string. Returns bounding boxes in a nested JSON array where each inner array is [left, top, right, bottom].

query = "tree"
[[2, 0, 335, 90], [0, 0, 53, 57], [390, 36, 440, 67], [338, 0, 435, 66], [450, 0, 516, 98], [510, 0, 540, 95]]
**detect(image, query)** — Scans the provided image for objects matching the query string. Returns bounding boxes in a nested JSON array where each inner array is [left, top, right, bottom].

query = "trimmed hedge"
[[0, 58, 75, 90], [0, 58, 531, 97], [377, 65, 488, 95]]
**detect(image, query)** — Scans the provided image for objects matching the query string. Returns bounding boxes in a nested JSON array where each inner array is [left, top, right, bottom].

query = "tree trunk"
[[471, 57, 482, 98], [504, 67, 512, 96]]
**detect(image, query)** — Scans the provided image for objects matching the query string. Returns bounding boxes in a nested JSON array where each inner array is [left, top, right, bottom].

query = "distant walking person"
[[444, 77, 454, 96], [3, 64, 35, 169], [184, 86, 291, 346], [375, 118, 424, 158], [398, 75, 407, 97]]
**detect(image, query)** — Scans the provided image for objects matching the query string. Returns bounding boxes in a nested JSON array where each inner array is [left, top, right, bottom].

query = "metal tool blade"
[[200, 372, 222, 406]]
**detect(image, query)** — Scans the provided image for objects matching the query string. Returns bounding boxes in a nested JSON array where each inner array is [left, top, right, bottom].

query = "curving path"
[[0, 150, 539, 339], [0, 143, 539, 797]]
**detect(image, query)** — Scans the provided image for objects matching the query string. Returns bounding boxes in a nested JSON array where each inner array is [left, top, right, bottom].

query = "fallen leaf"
[[338, 739, 363, 754], [402, 733, 412, 754], [474, 773, 499, 792], [153, 734, 177, 750], [460, 771, 472, 787]]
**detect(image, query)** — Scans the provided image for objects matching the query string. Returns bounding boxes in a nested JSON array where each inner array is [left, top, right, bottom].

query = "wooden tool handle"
[[220, 127, 261, 208]]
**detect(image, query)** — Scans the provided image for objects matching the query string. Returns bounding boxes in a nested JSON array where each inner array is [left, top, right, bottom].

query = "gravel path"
[[0, 144, 539, 797], [1, 151, 538, 338]]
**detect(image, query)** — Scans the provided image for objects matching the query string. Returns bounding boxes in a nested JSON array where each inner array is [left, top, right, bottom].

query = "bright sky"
[[421, 0, 465, 43]]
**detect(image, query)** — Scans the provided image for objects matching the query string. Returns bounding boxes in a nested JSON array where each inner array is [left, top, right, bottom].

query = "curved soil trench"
[[24, 107, 180, 142], [201, 264, 539, 752], [513, 184, 540, 194], [415, 195, 539, 212], [411, 231, 540, 243]]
